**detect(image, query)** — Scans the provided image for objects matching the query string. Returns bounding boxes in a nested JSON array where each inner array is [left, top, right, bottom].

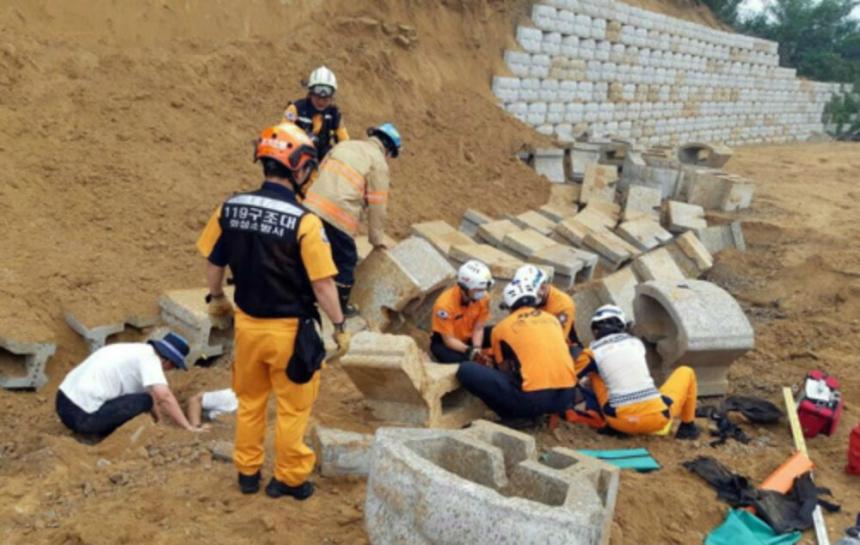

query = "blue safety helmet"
[[367, 123, 402, 158]]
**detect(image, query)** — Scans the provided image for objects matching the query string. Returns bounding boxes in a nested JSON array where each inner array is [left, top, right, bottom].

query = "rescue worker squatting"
[[196, 122, 350, 501], [430, 260, 494, 364], [575, 305, 701, 439]]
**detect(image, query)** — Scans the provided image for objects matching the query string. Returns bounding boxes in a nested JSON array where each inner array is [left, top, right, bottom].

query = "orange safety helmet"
[[254, 123, 318, 172]]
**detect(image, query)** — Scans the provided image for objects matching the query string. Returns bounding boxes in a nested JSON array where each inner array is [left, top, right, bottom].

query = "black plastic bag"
[[723, 396, 783, 424], [286, 317, 325, 384]]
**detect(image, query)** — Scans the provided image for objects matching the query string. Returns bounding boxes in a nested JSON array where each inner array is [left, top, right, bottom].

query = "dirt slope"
[[0, 0, 550, 355], [2, 1, 858, 544]]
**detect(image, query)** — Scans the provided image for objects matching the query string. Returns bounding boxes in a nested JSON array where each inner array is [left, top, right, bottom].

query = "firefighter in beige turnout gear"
[[302, 123, 402, 316]]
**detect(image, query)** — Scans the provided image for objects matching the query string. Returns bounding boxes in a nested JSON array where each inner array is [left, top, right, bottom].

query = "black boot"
[[265, 477, 315, 500], [238, 471, 261, 494], [336, 284, 359, 318], [676, 421, 701, 440]]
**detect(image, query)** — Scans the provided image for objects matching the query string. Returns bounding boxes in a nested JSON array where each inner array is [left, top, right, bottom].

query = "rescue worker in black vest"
[[574, 305, 701, 439], [196, 122, 351, 500], [456, 279, 578, 423], [283, 66, 349, 161]]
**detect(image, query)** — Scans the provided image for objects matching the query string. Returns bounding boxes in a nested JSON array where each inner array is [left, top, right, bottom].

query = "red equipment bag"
[[848, 424, 860, 475], [797, 370, 843, 439]]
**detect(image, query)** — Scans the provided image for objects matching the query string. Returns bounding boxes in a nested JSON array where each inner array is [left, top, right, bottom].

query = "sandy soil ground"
[[1, 0, 858, 544]]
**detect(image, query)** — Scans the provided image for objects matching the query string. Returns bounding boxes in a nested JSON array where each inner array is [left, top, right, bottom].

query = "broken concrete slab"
[[341, 332, 485, 428], [631, 248, 686, 282], [476, 219, 525, 249], [632, 279, 755, 396], [0, 336, 56, 390], [677, 142, 733, 168], [675, 167, 731, 210], [411, 220, 474, 256], [353, 237, 456, 331], [546, 184, 582, 208], [537, 203, 579, 223], [719, 177, 755, 212], [209, 440, 234, 463], [583, 230, 640, 270], [583, 201, 621, 228], [619, 150, 647, 191], [695, 222, 746, 254], [449, 244, 524, 280], [509, 210, 557, 237], [571, 143, 602, 182], [64, 313, 127, 353], [555, 217, 594, 247], [355, 233, 399, 261], [554, 205, 618, 248], [572, 288, 604, 347], [459, 209, 493, 238], [580, 165, 619, 205], [366, 422, 617, 545], [502, 229, 558, 260], [622, 184, 662, 222], [596, 267, 641, 323], [664, 231, 714, 278], [616, 218, 674, 252], [159, 286, 235, 364], [531, 244, 599, 287], [531, 147, 567, 183], [665, 201, 707, 233], [312, 426, 373, 477]]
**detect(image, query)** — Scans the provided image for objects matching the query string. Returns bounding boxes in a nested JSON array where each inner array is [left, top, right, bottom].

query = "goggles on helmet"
[[310, 85, 334, 98]]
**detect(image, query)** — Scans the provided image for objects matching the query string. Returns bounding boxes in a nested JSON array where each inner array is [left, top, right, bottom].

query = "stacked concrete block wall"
[[493, 0, 844, 146]]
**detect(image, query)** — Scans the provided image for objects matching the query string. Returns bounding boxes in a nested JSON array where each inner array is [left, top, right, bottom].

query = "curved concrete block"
[[633, 280, 754, 396], [366, 422, 618, 545]]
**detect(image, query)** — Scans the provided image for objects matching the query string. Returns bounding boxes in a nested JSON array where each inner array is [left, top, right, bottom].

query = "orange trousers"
[[591, 366, 698, 435], [232, 311, 321, 486]]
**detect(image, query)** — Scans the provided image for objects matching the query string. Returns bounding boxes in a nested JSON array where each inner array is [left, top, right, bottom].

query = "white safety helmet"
[[512, 265, 549, 293], [502, 280, 540, 310], [590, 305, 627, 326], [307, 66, 338, 97], [457, 260, 494, 292]]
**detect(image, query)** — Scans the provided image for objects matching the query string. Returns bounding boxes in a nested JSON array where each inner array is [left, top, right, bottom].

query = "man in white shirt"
[[55, 332, 206, 437]]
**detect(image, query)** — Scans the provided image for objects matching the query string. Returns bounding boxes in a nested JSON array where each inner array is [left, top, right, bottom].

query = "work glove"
[[207, 294, 234, 318], [331, 330, 352, 360]]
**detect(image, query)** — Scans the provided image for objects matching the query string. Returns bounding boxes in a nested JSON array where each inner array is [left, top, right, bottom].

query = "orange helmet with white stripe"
[[254, 123, 318, 173]]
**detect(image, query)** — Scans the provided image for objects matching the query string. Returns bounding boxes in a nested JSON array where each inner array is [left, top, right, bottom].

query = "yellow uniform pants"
[[591, 366, 698, 435], [232, 311, 321, 486]]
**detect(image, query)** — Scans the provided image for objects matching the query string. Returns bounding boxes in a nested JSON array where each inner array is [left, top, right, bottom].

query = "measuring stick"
[[782, 387, 830, 545]]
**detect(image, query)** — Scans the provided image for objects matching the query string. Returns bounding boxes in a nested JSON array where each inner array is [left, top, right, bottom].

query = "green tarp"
[[705, 509, 801, 545]]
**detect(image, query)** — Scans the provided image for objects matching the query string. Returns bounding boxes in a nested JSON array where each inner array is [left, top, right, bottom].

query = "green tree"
[[700, 0, 745, 26], [739, 0, 860, 82]]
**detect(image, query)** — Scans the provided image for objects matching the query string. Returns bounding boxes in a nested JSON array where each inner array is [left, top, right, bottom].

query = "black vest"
[[290, 98, 342, 158], [219, 185, 318, 319]]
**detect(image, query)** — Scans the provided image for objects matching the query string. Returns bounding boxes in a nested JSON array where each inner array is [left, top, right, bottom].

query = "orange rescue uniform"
[[541, 285, 575, 340], [491, 307, 576, 392], [431, 285, 490, 343]]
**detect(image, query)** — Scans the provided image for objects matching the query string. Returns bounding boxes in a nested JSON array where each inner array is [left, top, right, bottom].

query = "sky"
[[739, 0, 860, 20]]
